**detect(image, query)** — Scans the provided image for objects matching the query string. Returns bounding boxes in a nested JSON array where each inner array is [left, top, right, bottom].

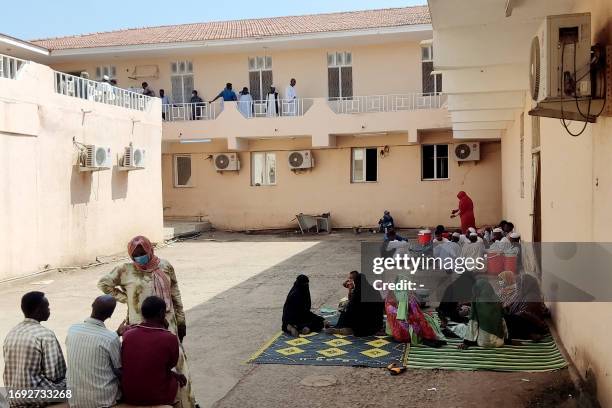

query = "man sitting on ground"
[[378, 210, 394, 233], [384, 227, 406, 242], [3, 292, 66, 407], [66, 295, 122, 408], [121, 296, 186, 407], [460, 233, 486, 273], [489, 227, 511, 252]]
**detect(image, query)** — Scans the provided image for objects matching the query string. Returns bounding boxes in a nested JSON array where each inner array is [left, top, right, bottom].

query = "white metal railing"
[[328, 93, 446, 114], [0, 54, 28, 80], [162, 102, 220, 121], [248, 98, 313, 118], [53, 71, 153, 111]]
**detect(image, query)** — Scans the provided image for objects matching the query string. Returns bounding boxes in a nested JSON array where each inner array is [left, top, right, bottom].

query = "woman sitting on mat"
[[436, 269, 476, 325], [385, 277, 446, 347], [453, 279, 511, 349], [282, 274, 326, 337], [326, 271, 384, 336], [497, 271, 548, 341]]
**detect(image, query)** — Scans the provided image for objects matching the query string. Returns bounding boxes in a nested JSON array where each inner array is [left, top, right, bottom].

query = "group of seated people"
[[282, 219, 548, 351], [3, 292, 187, 408]]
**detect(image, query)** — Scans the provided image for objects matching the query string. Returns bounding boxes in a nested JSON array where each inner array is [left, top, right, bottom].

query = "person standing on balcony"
[[284, 78, 298, 116], [238, 87, 253, 118], [210, 83, 237, 105], [266, 85, 279, 117], [160, 89, 170, 120], [141, 82, 155, 97], [190, 90, 205, 120]]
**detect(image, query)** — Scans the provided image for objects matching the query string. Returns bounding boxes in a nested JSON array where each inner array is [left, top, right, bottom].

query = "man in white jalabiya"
[[284, 78, 298, 116], [238, 87, 253, 118], [460, 232, 486, 273], [266, 85, 279, 117]]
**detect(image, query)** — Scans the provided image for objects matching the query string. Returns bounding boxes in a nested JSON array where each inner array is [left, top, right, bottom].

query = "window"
[[421, 44, 442, 94], [173, 155, 193, 187], [327, 51, 353, 100], [422, 144, 449, 180], [352, 147, 377, 182], [95, 65, 116, 80], [170, 61, 194, 103], [251, 152, 276, 186], [248, 56, 273, 101]]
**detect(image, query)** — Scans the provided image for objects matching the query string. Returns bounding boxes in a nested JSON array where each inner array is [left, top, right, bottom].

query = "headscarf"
[[282, 274, 311, 326], [508, 273, 545, 316], [128, 236, 173, 313], [497, 271, 518, 307], [470, 279, 505, 338]]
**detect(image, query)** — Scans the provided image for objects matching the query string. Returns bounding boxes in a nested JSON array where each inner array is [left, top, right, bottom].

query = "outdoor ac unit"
[[453, 143, 480, 161], [80, 145, 112, 170], [530, 13, 591, 103], [121, 145, 146, 169], [214, 153, 240, 171], [288, 150, 314, 169]]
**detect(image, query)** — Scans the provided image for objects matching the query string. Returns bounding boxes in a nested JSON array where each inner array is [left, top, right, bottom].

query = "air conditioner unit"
[[120, 145, 146, 170], [80, 145, 112, 170], [530, 13, 591, 103], [214, 153, 240, 171], [288, 150, 314, 169], [453, 143, 480, 161]]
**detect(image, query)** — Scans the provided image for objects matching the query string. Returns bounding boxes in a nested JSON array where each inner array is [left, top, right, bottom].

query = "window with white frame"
[[422, 144, 449, 180], [170, 61, 194, 103], [251, 152, 276, 186], [421, 44, 442, 94], [174, 154, 193, 187], [95, 65, 116, 80], [327, 51, 353, 100], [248, 56, 273, 101], [352, 147, 377, 182]]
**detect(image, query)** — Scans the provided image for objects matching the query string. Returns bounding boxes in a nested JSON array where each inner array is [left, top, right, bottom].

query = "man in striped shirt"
[[3, 291, 66, 408], [65, 295, 121, 408]]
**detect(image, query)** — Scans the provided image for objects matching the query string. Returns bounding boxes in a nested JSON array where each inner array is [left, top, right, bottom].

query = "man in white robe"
[[460, 233, 486, 273], [284, 78, 298, 116]]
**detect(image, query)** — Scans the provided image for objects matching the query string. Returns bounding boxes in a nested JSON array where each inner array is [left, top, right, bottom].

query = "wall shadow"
[[111, 166, 128, 200], [70, 165, 92, 204]]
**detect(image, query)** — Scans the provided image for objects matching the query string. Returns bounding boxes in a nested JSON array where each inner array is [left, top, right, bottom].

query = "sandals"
[[387, 363, 407, 376]]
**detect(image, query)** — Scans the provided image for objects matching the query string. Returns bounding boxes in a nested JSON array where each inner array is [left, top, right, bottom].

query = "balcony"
[[162, 93, 449, 148], [0, 54, 27, 79], [53, 71, 154, 112]]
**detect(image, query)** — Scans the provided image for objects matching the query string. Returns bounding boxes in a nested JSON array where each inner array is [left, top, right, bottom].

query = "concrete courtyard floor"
[[0, 231, 585, 408]]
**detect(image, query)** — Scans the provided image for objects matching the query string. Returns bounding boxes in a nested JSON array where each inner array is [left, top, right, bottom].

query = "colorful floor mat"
[[248, 331, 408, 367], [407, 335, 567, 372]]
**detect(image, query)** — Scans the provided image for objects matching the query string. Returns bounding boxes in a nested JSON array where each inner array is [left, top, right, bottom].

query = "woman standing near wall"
[[451, 191, 476, 234]]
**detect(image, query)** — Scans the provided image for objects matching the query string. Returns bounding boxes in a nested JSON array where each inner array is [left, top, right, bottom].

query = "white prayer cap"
[[509, 232, 521, 238], [452, 232, 461, 238], [493, 227, 503, 233], [103, 75, 110, 81], [468, 227, 476, 233], [469, 232, 478, 237]]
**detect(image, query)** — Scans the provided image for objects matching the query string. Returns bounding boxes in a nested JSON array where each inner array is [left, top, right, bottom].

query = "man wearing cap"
[[460, 233, 486, 272], [490, 228, 511, 252]]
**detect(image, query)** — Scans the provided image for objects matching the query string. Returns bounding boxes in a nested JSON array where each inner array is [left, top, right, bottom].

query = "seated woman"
[[436, 269, 476, 325], [453, 279, 510, 349], [385, 279, 446, 347], [282, 274, 325, 337], [327, 271, 384, 336], [497, 271, 548, 341]]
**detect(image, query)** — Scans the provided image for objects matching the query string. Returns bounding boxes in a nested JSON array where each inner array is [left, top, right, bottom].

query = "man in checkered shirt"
[[3, 291, 66, 407]]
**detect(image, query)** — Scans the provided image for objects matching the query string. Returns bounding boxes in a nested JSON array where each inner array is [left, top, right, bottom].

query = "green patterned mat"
[[407, 335, 568, 372]]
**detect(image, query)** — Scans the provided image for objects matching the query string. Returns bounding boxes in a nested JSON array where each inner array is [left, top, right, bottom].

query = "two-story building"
[[25, 6, 502, 230]]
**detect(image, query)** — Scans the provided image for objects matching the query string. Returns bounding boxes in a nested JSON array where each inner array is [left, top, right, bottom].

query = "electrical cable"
[[560, 43, 589, 137]]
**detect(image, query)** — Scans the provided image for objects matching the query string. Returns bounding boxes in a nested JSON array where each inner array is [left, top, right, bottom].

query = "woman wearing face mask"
[[98, 235, 197, 408]]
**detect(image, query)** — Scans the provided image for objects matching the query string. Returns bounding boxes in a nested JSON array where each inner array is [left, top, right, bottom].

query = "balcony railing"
[[162, 102, 220, 121], [328, 93, 445, 114], [0, 54, 27, 80], [53, 71, 153, 111]]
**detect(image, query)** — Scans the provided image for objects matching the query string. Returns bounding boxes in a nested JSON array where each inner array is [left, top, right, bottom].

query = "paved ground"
[[0, 231, 586, 408]]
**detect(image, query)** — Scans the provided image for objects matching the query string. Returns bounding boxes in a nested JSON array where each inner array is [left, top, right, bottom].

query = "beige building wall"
[[162, 132, 501, 230], [500, 0, 612, 403], [50, 41, 424, 101], [0, 59, 163, 280]]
